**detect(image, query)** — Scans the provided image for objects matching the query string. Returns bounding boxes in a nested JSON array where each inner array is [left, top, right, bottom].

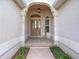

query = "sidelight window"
[[45, 16, 49, 32]]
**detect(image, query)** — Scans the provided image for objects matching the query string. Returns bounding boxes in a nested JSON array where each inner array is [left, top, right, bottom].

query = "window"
[[45, 16, 49, 32]]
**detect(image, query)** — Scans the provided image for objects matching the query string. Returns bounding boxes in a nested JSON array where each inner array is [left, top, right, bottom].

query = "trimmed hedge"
[[50, 46, 71, 59]]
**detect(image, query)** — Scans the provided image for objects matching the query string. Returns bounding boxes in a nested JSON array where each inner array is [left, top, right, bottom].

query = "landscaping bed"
[[50, 46, 71, 59], [12, 47, 30, 59]]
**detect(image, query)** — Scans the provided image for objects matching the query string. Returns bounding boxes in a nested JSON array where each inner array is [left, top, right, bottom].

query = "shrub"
[[15, 55, 25, 59], [14, 47, 29, 59], [50, 46, 71, 59], [18, 47, 29, 55]]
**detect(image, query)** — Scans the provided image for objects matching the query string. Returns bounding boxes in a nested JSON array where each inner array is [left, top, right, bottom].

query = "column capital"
[[51, 7, 58, 17], [20, 8, 28, 16]]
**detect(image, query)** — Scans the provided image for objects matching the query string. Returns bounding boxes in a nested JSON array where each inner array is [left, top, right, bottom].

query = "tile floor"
[[26, 47, 55, 59], [25, 37, 53, 47]]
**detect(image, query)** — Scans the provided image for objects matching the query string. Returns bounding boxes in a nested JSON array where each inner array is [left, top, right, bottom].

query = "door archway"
[[25, 2, 55, 38]]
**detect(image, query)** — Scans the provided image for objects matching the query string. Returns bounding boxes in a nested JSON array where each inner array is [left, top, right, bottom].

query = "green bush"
[[15, 55, 25, 59], [18, 47, 29, 55], [50, 46, 71, 59], [15, 47, 29, 59]]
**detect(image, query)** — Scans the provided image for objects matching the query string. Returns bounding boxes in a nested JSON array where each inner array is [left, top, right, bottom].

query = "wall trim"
[[58, 41, 79, 54], [55, 35, 79, 54], [0, 36, 25, 57]]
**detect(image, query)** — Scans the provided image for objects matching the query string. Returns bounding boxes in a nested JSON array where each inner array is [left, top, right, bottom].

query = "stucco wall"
[[55, 0, 79, 59], [0, 0, 23, 44], [0, 0, 23, 58], [56, 0, 79, 42]]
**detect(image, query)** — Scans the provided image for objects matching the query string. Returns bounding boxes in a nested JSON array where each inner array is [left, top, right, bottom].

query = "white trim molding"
[[0, 36, 25, 59], [55, 35, 79, 54]]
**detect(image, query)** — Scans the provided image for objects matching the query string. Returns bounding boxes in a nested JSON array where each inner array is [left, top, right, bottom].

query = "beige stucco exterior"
[[0, 0, 79, 59], [0, 0, 23, 44]]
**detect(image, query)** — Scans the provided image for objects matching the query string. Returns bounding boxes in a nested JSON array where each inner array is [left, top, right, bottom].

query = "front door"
[[31, 19, 41, 36]]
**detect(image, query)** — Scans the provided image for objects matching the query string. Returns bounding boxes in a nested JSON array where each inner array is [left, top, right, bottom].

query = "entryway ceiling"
[[13, 0, 67, 9], [23, 0, 56, 6], [23, 0, 67, 8]]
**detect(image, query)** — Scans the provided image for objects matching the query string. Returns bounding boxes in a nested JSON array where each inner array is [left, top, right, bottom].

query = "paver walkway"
[[26, 47, 55, 59]]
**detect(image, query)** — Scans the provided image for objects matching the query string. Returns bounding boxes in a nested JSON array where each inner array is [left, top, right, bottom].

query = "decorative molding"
[[0, 36, 25, 57], [30, 14, 41, 18], [54, 0, 67, 9], [13, 0, 25, 9], [58, 41, 79, 54], [54, 35, 79, 54]]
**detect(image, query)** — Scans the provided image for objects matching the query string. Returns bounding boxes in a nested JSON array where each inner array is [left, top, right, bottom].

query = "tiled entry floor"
[[26, 47, 55, 59], [25, 38, 53, 47]]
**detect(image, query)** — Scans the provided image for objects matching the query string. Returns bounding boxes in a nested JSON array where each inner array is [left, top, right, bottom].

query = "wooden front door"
[[31, 19, 41, 36]]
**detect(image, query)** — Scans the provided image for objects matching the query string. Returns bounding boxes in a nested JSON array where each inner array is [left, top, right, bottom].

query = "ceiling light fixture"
[[37, 8, 41, 13]]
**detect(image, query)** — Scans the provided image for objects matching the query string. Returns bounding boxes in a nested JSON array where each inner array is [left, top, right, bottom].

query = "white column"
[[53, 11, 58, 45], [21, 10, 26, 46]]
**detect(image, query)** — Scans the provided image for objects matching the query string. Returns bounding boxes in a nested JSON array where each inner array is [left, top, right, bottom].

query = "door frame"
[[30, 18, 41, 37], [24, 2, 57, 38]]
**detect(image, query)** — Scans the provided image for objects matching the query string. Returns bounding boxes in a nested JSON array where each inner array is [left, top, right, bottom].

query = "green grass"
[[15, 47, 29, 59], [50, 46, 71, 59]]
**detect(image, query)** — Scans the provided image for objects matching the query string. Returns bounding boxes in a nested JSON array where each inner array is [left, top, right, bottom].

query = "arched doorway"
[[25, 3, 54, 39]]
